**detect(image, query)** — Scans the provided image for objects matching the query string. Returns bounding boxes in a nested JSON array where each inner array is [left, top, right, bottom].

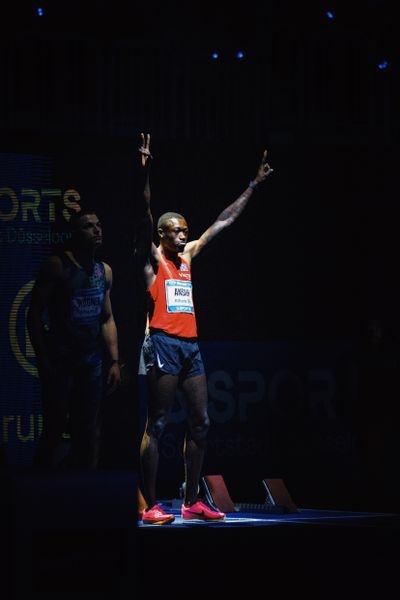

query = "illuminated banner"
[[0, 153, 80, 465], [139, 338, 356, 499]]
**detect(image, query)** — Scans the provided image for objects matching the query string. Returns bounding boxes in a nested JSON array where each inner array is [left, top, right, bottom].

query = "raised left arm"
[[185, 150, 273, 260]]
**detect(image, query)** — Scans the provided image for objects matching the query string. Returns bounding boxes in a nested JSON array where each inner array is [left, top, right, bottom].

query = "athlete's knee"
[[147, 415, 168, 440], [189, 415, 210, 442]]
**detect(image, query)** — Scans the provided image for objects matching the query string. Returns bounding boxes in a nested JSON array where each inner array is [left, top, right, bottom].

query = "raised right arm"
[[135, 132, 159, 289]]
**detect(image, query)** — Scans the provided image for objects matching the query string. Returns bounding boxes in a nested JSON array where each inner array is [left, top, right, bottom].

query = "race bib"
[[165, 279, 194, 313], [71, 288, 104, 324]]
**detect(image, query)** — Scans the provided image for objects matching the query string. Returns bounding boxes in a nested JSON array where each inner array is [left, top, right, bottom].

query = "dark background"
[[1, 0, 399, 510]]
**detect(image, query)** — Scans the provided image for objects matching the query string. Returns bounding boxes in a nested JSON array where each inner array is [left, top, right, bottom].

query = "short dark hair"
[[68, 207, 99, 232], [157, 212, 186, 230]]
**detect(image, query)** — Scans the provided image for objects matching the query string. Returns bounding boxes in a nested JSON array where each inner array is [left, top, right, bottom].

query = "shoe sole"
[[142, 516, 175, 525], [182, 514, 225, 521]]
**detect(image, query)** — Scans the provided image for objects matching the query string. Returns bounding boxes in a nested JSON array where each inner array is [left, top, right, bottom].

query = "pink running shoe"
[[142, 504, 175, 525], [181, 500, 225, 521]]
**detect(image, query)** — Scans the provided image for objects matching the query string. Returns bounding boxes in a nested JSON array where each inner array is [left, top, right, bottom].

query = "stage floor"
[[137, 503, 400, 598], [4, 469, 399, 598], [139, 502, 399, 528]]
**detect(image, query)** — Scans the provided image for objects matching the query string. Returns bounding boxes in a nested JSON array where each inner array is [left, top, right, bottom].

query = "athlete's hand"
[[253, 149, 273, 184], [106, 362, 121, 395], [139, 132, 153, 167]]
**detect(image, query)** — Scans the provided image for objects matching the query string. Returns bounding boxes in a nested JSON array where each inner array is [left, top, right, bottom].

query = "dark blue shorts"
[[138, 331, 205, 378]]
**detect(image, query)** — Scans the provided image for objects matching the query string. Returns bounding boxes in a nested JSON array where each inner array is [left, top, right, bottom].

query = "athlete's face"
[[75, 213, 103, 250], [160, 217, 189, 253]]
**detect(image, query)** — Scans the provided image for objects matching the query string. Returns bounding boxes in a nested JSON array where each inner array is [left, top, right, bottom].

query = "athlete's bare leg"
[[180, 373, 210, 505], [140, 368, 178, 508]]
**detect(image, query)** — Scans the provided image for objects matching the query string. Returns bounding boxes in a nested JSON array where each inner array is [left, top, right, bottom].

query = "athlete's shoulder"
[[40, 253, 64, 275], [100, 261, 113, 284], [101, 261, 112, 274]]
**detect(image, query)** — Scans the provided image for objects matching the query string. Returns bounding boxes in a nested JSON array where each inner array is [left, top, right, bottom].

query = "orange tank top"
[[148, 254, 197, 338]]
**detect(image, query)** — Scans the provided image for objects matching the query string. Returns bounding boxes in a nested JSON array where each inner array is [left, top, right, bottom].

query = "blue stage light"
[[236, 51, 244, 59], [326, 11, 334, 19], [377, 60, 389, 70], [212, 52, 219, 59], [37, 7, 43, 16]]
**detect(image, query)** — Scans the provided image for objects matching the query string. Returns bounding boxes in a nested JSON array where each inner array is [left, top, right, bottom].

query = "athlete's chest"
[[159, 256, 191, 282]]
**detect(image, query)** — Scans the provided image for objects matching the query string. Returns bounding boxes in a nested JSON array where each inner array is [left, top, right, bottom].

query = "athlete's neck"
[[161, 247, 181, 265], [66, 249, 96, 272]]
